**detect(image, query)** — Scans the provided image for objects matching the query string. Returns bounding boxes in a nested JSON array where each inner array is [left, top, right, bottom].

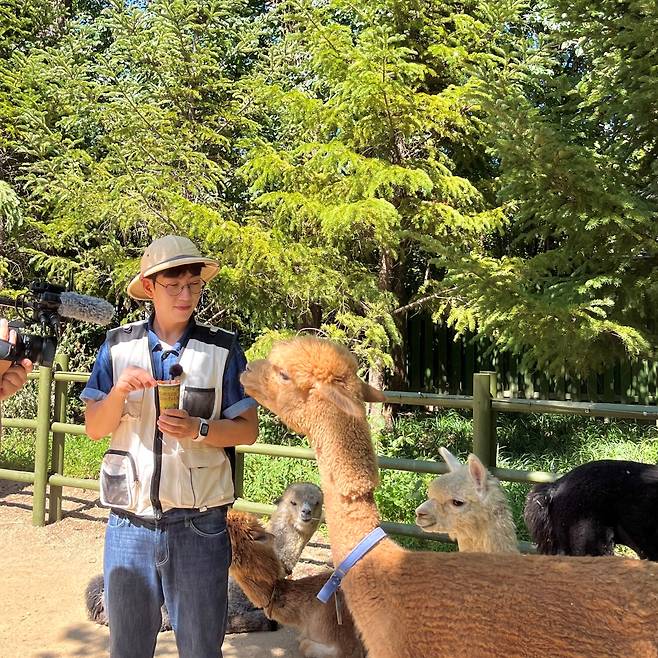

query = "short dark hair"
[[148, 263, 203, 282]]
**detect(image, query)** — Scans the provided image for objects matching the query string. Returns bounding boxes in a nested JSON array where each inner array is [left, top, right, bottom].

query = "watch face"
[[200, 421, 210, 437]]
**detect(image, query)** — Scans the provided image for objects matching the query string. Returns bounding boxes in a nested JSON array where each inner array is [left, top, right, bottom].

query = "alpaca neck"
[[457, 532, 510, 553], [455, 505, 519, 553], [232, 572, 276, 610], [270, 530, 307, 574], [310, 417, 382, 563]]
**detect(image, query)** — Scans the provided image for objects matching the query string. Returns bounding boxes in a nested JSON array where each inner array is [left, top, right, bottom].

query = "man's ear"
[[141, 276, 155, 299]]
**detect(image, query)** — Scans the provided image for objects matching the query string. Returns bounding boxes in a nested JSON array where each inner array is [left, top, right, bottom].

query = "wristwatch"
[[193, 418, 210, 442]]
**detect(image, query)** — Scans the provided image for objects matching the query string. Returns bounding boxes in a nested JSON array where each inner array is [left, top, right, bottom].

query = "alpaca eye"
[[290, 500, 297, 506], [279, 370, 290, 381], [452, 499, 465, 507]]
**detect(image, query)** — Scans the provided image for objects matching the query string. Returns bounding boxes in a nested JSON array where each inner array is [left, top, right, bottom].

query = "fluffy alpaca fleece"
[[84, 482, 321, 633], [240, 336, 658, 658], [415, 447, 519, 553], [267, 481, 324, 574], [525, 459, 658, 559], [228, 509, 365, 658]]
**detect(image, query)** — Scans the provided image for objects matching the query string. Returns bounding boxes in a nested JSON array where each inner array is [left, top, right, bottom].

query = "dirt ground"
[[0, 481, 329, 658]]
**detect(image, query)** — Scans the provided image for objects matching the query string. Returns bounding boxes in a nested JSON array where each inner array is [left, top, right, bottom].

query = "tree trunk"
[[369, 249, 408, 428]]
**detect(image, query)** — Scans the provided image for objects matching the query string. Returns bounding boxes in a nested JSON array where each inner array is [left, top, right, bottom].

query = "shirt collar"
[[147, 313, 196, 354]]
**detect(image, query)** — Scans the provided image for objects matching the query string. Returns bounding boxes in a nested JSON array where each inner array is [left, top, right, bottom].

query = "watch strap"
[[193, 418, 209, 442]]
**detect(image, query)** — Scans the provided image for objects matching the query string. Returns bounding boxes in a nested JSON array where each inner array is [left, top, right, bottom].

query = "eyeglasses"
[[155, 279, 206, 297]]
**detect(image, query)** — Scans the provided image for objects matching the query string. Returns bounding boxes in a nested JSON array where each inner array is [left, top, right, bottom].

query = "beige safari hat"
[[127, 235, 220, 300]]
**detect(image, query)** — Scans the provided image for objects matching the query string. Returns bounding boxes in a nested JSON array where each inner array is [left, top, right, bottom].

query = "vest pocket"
[[122, 389, 144, 420], [178, 443, 226, 469], [182, 387, 216, 420], [100, 449, 139, 509]]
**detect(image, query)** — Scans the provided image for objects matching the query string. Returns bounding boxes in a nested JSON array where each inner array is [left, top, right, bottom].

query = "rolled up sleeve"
[[81, 342, 113, 402]]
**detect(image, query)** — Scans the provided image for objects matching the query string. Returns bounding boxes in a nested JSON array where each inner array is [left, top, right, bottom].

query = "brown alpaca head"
[[240, 337, 386, 498], [240, 336, 385, 435], [227, 510, 285, 583]]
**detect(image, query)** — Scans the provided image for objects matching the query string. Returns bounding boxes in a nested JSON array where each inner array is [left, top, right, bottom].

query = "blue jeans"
[[103, 506, 231, 658]]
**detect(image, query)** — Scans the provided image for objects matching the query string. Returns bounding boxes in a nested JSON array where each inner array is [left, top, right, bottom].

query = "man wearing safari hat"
[[82, 235, 258, 657]]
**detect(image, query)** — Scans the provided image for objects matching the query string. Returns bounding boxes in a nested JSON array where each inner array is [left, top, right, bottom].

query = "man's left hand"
[[158, 408, 199, 440]]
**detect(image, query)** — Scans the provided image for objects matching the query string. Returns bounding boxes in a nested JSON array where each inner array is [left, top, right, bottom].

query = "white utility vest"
[[99, 320, 235, 518]]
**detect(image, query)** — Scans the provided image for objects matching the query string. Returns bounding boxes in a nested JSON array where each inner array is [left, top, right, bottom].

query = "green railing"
[[2, 361, 658, 553]]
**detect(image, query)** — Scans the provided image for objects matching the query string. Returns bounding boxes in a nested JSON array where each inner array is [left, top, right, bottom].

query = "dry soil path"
[[0, 482, 331, 658]]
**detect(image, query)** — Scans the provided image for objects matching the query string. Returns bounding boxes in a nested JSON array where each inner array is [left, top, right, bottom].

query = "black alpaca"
[[524, 459, 658, 559]]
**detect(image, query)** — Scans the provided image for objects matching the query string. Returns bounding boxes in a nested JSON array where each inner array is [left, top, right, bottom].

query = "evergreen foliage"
[[0, 0, 655, 379], [448, 0, 658, 373], [239, 0, 509, 374]]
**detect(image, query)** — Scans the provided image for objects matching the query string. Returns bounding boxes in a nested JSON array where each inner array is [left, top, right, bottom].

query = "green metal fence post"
[[473, 372, 493, 467], [32, 363, 53, 526], [481, 370, 498, 466], [48, 353, 69, 523]]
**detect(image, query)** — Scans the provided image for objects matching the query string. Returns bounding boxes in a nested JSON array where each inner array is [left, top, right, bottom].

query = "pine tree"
[[0, 0, 263, 311], [237, 0, 510, 382], [449, 0, 658, 373]]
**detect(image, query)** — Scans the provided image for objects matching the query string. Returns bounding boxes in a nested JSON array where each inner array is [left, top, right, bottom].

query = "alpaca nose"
[[300, 505, 312, 522], [415, 502, 431, 522]]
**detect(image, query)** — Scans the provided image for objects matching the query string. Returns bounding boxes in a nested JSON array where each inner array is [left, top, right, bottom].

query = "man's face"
[[142, 268, 204, 323]]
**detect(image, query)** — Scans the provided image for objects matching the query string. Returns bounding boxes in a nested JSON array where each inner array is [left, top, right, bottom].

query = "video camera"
[[0, 281, 115, 368]]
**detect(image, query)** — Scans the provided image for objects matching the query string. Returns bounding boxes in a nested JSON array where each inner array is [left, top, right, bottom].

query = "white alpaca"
[[415, 447, 519, 553], [240, 337, 658, 658]]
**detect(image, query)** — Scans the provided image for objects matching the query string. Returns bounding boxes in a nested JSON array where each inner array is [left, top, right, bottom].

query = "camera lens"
[[0, 332, 55, 368], [20, 334, 44, 366]]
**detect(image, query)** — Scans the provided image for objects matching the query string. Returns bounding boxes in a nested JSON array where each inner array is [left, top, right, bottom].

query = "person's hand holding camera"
[[0, 319, 33, 401]]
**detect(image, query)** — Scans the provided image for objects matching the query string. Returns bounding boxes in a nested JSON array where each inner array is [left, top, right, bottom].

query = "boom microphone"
[[58, 292, 115, 326], [0, 282, 116, 367]]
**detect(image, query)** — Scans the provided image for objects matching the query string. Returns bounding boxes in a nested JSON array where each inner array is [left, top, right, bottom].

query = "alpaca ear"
[[439, 447, 462, 472], [467, 454, 489, 499], [361, 380, 386, 403], [314, 382, 364, 417]]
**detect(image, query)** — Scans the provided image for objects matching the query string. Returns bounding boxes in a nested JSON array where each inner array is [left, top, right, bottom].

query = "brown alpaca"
[[415, 447, 519, 553], [227, 509, 365, 658], [240, 336, 658, 658]]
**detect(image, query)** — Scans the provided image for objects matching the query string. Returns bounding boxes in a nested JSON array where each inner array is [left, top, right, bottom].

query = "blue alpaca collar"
[[316, 526, 387, 604]]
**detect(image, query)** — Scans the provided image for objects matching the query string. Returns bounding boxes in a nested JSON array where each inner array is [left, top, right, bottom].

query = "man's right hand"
[[114, 366, 157, 396]]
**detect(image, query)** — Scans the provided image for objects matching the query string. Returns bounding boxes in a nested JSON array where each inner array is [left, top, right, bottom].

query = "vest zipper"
[[150, 350, 163, 520], [190, 470, 196, 508], [149, 323, 194, 519]]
